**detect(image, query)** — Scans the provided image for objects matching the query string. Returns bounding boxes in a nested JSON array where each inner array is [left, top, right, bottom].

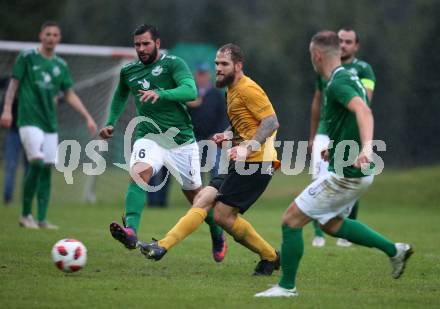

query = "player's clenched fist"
[[0, 110, 12, 128], [211, 131, 233, 144], [99, 125, 114, 139]]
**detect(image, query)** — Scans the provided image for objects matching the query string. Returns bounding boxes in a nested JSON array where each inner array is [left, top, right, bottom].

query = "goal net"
[[0, 40, 138, 206]]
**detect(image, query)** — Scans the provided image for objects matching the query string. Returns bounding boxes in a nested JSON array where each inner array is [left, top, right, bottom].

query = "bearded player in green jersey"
[[256, 31, 412, 298], [0, 21, 97, 229], [99, 24, 226, 262], [309, 28, 376, 248]]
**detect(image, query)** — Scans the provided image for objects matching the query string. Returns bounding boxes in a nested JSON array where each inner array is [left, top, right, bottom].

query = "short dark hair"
[[218, 43, 244, 64], [133, 24, 160, 40], [311, 30, 340, 53], [41, 20, 60, 32], [338, 27, 360, 43]]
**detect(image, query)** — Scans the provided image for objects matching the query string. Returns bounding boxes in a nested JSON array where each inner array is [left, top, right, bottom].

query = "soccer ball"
[[51, 239, 87, 273]]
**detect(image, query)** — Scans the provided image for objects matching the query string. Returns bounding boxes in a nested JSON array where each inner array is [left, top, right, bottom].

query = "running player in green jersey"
[[99, 24, 226, 262], [0, 21, 97, 229], [309, 28, 376, 247], [255, 31, 412, 298]]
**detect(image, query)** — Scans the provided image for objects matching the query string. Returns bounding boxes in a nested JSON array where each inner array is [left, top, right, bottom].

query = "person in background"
[[187, 62, 229, 179], [0, 21, 97, 229], [1, 77, 28, 206]]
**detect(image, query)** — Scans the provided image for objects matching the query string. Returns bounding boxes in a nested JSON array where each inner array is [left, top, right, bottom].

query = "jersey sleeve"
[[328, 80, 361, 108], [11, 51, 27, 81], [155, 57, 197, 102], [359, 64, 376, 91], [243, 85, 276, 120], [60, 64, 74, 91], [106, 69, 130, 127]]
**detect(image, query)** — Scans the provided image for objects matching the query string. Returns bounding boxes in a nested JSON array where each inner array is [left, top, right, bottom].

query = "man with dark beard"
[[139, 43, 281, 276], [100, 24, 226, 262]]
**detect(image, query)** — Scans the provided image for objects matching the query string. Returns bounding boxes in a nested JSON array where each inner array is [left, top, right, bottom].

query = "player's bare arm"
[[366, 88, 374, 102], [250, 113, 279, 145], [347, 96, 374, 168], [308, 90, 322, 152], [64, 89, 97, 135], [0, 78, 20, 128]]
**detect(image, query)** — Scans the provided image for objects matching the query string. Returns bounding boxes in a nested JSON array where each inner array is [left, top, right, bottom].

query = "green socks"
[[313, 220, 324, 237], [125, 182, 146, 233], [37, 165, 52, 222], [333, 218, 397, 257], [279, 225, 304, 289], [278, 218, 396, 290], [22, 160, 44, 217], [205, 208, 224, 239]]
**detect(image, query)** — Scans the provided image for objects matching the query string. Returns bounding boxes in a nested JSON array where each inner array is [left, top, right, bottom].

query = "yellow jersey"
[[226, 75, 279, 164]]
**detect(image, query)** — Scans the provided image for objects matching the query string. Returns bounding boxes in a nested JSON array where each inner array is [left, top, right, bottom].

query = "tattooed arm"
[[249, 114, 279, 145], [228, 114, 279, 160]]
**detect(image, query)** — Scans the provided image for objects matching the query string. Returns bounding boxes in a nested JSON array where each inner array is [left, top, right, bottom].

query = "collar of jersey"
[[228, 74, 247, 91], [329, 66, 345, 84]]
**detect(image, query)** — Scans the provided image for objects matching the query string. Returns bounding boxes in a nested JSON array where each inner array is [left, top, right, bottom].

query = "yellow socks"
[[230, 216, 277, 261], [157, 208, 276, 261], [158, 208, 207, 250]]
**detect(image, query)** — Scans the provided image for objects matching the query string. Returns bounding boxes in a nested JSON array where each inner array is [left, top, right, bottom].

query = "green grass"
[[0, 166, 440, 308]]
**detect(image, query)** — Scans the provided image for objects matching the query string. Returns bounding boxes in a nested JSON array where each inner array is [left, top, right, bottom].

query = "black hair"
[[133, 24, 160, 40], [41, 20, 60, 32], [339, 27, 360, 43]]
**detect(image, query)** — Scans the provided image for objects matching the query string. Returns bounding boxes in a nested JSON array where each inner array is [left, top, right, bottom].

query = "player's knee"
[[192, 195, 209, 210], [130, 163, 153, 183], [281, 202, 297, 224], [192, 187, 216, 210], [281, 202, 308, 228]]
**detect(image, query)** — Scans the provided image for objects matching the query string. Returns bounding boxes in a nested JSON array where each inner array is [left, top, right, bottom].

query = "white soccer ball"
[[51, 239, 87, 273]]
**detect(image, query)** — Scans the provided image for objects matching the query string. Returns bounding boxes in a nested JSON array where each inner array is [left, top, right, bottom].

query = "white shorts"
[[19, 126, 58, 164], [295, 172, 374, 224], [311, 134, 330, 180], [130, 138, 202, 190]]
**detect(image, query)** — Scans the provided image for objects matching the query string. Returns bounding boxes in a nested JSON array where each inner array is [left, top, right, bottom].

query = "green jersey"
[[323, 66, 372, 178], [315, 58, 375, 134], [12, 49, 74, 132], [106, 54, 197, 147]]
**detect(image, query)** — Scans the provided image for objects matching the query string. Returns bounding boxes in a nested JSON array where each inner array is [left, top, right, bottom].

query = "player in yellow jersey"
[[139, 43, 281, 275]]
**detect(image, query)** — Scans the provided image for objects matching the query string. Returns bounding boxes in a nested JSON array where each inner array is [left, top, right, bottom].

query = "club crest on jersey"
[[42, 71, 52, 83], [138, 79, 150, 90], [152, 65, 163, 76], [348, 68, 358, 76], [52, 66, 61, 77]]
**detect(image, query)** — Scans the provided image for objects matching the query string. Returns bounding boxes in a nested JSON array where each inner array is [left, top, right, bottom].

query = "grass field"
[[0, 166, 439, 308]]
